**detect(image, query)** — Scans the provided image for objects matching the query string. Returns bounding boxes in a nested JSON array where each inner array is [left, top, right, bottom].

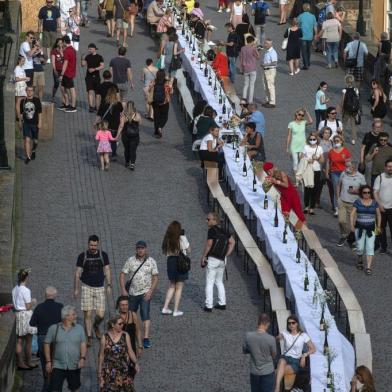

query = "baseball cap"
[[136, 240, 147, 248], [88, 43, 98, 49]]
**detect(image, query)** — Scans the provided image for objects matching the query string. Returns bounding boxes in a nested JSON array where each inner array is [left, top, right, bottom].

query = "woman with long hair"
[[230, 0, 244, 28], [118, 100, 142, 170], [350, 185, 381, 274], [274, 315, 316, 392], [235, 13, 255, 50], [11, 269, 38, 370], [141, 58, 158, 121], [98, 315, 139, 391], [150, 69, 173, 138], [370, 79, 387, 119], [50, 38, 64, 103], [314, 81, 329, 128], [116, 296, 143, 358], [319, 12, 342, 69], [351, 365, 376, 392], [128, 0, 138, 37], [164, 33, 185, 79], [161, 221, 191, 317], [300, 132, 324, 215], [96, 86, 123, 160]]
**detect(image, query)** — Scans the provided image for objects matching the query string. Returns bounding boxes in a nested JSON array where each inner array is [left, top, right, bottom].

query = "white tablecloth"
[[224, 147, 355, 391], [176, 27, 355, 391]]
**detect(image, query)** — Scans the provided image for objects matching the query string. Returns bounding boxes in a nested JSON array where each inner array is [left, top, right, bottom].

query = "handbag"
[[281, 29, 290, 50], [156, 55, 165, 70], [344, 40, 361, 68], [176, 251, 191, 273]]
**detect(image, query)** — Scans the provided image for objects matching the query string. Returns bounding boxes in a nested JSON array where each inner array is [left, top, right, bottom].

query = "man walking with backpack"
[[201, 212, 235, 312], [74, 235, 112, 347], [341, 74, 360, 145], [252, 0, 270, 48]]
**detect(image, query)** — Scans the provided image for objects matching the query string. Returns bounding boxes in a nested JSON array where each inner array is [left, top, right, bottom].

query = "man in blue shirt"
[[247, 103, 265, 135], [251, 0, 270, 48], [298, 3, 317, 70]]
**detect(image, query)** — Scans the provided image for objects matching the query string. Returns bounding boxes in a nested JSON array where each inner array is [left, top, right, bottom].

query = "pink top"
[[96, 130, 116, 141]]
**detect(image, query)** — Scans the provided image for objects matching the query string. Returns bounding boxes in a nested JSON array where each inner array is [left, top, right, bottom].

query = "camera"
[[32, 39, 37, 47], [180, 229, 185, 235]]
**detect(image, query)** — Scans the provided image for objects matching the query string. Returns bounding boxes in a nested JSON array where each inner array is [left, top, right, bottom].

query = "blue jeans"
[[326, 41, 339, 65], [301, 40, 312, 68], [250, 372, 275, 392], [129, 294, 151, 321], [330, 171, 342, 209], [228, 56, 237, 83]]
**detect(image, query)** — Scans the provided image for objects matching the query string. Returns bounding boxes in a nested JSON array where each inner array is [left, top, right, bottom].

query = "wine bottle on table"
[[304, 273, 309, 291], [181, 21, 185, 36], [208, 69, 212, 86], [323, 329, 329, 355], [222, 99, 226, 115], [273, 202, 278, 227], [219, 87, 223, 104], [263, 194, 268, 209], [204, 62, 208, 77], [252, 172, 256, 192], [242, 161, 247, 177], [320, 303, 325, 331], [235, 149, 240, 162]]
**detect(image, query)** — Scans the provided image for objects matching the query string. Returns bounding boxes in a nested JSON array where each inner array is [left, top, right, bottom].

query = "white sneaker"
[[289, 72, 294, 76], [207, 41, 216, 46], [217, 8, 222, 12], [46, 58, 51, 64], [295, 68, 300, 74], [226, 8, 231, 12], [351, 139, 356, 145], [161, 308, 173, 315], [173, 311, 184, 317], [334, 208, 338, 217]]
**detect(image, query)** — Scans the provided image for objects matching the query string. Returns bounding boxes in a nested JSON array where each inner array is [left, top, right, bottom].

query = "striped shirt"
[[354, 199, 378, 228]]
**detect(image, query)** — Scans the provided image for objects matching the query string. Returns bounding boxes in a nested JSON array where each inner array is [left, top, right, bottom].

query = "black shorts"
[[22, 123, 39, 140], [85, 75, 100, 92], [50, 368, 81, 391], [25, 69, 34, 87], [61, 75, 74, 89], [105, 10, 114, 20]]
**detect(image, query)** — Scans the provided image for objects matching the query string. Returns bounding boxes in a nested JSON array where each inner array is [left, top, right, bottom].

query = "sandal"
[[356, 257, 363, 270], [365, 268, 372, 275]]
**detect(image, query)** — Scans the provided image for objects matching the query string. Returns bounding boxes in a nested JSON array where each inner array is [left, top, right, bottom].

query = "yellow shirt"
[[184, 0, 194, 13]]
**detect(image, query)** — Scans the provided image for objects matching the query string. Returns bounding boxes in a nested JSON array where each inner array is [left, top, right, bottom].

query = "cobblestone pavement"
[[16, 1, 390, 391]]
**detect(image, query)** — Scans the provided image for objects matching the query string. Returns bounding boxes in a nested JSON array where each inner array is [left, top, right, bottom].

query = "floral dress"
[[100, 332, 135, 392]]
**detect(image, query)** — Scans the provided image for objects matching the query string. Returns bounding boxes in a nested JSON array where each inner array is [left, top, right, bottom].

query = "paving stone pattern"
[[17, 1, 390, 391]]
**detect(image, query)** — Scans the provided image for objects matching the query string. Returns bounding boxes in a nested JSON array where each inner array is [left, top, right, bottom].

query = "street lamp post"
[[0, 34, 13, 170], [356, 0, 366, 36]]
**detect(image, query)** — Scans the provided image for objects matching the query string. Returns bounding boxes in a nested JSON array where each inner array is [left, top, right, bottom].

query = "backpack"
[[318, 6, 327, 25], [324, 119, 340, 129], [343, 87, 360, 114], [208, 227, 230, 261], [254, 3, 267, 25], [153, 83, 165, 105]]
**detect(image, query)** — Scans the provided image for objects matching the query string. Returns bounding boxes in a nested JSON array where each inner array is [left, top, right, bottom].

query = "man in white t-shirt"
[[57, 0, 76, 34], [19, 31, 40, 87], [317, 106, 343, 139], [374, 158, 392, 254]]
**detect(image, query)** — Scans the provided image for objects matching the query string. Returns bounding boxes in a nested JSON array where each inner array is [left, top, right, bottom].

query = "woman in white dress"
[[161, 221, 191, 317], [11, 269, 38, 370], [14, 56, 29, 119]]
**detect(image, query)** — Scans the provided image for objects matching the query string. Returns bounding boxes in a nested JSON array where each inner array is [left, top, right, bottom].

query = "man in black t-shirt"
[[74, 234, 111, 346], [96, 69, 120, 113], [38, 0, 61, 60], [81, 43, 104, 112], [222, 23, 239, 83], [200, 212, 235, 312], [19, 86, 42, 164]]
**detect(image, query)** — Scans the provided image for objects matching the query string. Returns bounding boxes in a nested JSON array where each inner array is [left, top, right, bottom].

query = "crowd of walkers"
[[10, 0, 391, 391]]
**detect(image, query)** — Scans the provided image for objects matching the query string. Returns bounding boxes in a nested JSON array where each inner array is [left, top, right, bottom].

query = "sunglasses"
[[330, 112, 337, 115], [117, 321, 125, 326], [296, 113, 304, 117], [362, 191, 371, 195], [288, 321, 297, 325], [309, 139, 317, 141]]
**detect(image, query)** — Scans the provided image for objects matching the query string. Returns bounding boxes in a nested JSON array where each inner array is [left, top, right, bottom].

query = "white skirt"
[[15, 81, 27, 97], [15, 310, 37, 336]]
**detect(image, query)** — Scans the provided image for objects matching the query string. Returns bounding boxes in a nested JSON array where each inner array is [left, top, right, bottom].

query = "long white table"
[[178, 28, 355, 391]]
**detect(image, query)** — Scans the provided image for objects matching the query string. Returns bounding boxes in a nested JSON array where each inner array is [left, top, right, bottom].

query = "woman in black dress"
[[117, 296, 143, 359], [161, 221, 191, 317], [370, 79, 387, 119], [284, 18, 302, 76], [373, 31, 391, 83]]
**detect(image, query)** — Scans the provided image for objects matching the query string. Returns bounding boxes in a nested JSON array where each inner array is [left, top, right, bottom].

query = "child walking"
[[96, 121, 117, 170]]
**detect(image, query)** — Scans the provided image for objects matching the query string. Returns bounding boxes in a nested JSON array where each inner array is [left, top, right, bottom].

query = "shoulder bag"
[[282, 29, 290, 50], [176, 251, 191, 274], [118, 0, 131, 23], [125, 258, 148, 292], [170, 44, 182, 72], [344, 40, 360, 68]]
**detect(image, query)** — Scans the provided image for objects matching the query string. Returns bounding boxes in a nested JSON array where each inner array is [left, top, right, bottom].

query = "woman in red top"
[[264, 162, 306, 229], [50, 38, 64, 103], [212, 46, 229, 78], [326, 134, 352, 216]]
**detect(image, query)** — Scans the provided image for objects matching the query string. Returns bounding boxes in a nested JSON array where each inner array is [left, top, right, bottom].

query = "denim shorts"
[[129, 294, 150, 321], [280, 355, 300, 374], [22, 123, 39, 140]]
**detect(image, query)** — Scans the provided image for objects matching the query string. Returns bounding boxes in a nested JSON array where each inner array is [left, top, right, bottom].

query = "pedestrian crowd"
[[10, 0, 389, 391]]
